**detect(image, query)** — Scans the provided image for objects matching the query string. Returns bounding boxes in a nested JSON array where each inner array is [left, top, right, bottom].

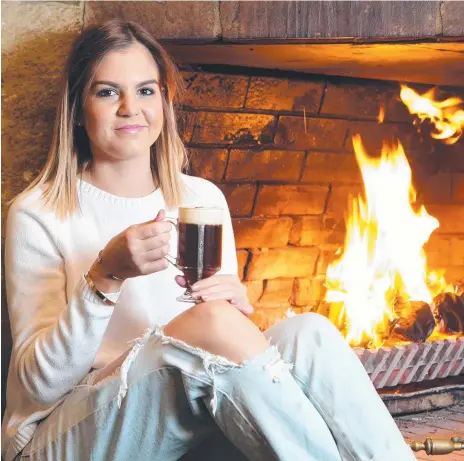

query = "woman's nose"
[[117, 93, 139, 117]]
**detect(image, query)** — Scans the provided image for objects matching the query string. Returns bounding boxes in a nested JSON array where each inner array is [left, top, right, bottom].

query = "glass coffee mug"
[[165, 206, 223, 303]]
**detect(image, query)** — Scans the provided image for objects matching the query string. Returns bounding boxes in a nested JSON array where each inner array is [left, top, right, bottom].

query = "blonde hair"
[[21, 20, 187, 218]]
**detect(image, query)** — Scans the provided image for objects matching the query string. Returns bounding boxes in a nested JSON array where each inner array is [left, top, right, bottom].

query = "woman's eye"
[[96, 88, 118, 98], [138, 87, 155, 96]]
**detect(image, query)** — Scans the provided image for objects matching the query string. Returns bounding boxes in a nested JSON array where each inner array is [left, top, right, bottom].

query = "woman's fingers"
[[236, 304, 254, 316], [141, 257, 170, 274], [194, 291, 254, 316], [191, 274, 233, 291], [194, 290, 237, 302], [135, 220, 173, 240], [99, 210, 175, 279], [154, 209, 165, 222], [139, 232, 171, 253], [193, 283, 238, 296], [143, 244, 170, 263], [175, 275, 187, 287]]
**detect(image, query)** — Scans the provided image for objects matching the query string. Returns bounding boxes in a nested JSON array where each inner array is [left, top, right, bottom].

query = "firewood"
[[392, 299, 436, 343], [434, 292, 464, 334]]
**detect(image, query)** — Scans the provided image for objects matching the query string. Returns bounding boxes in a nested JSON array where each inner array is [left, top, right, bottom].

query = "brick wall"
[[180, 69, 464, 330]]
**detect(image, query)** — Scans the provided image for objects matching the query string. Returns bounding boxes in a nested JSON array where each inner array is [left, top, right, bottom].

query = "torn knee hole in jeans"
[[115, 325, 294, 415]]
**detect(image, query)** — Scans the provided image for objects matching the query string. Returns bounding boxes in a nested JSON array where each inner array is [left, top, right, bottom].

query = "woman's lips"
[[116, 125, 146, 134]]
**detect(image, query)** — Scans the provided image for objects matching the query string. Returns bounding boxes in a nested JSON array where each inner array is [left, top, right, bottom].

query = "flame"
[[400, 84, 464, 144], [325, 134, 450, 348]]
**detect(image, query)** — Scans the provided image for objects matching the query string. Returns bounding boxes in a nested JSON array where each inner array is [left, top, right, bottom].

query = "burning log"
[[392, 299, 436, 343], [434, 292, 464, 334]]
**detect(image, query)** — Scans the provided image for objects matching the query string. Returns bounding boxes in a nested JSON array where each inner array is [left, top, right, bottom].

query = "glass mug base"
[[176, 291, 202, 304]]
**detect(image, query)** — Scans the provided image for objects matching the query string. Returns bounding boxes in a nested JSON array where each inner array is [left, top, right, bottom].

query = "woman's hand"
[[175, 274, 254, 316], [89, 209, 172, 292]]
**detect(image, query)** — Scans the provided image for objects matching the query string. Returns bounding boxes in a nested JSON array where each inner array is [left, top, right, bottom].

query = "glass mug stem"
[[163, 207, 223, 303]]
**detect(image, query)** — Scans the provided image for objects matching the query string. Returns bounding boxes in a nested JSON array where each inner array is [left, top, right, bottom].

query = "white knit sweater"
[[1, 174, 238, 461]]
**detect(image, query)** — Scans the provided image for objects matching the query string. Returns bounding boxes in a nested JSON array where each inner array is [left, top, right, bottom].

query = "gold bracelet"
[[84, 272, 117, 306]]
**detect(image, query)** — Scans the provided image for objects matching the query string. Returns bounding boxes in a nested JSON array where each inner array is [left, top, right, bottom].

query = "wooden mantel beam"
[[85, 1, 464, 42], [165, 42, 464, 87]]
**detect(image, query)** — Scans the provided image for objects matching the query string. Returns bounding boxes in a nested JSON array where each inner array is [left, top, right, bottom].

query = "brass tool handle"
[[410, 437, 464, 455]]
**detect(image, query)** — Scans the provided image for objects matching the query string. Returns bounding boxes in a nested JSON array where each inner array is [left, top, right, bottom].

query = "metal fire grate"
[[354, 336, 464, 389]]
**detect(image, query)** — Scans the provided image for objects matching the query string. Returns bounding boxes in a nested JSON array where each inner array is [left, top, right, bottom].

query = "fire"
[[325, 134, 450, 348], [400, 84, 464, 144]]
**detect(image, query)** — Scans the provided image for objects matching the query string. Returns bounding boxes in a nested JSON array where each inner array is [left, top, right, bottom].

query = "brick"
[[275, 117, 349, 151], [254, 185, 329, 216], [321, 82, 385, 120], [424, 235, 452, 267], [385, 88, 412, 123], [178, 110, 197, 143], [452, 173, 464, 203], [316, 249, 339, 276], [182, 72, 249, 109], [192, 112, 275, 145], [218, 184, 257, 216], [324, 184, 364, 227], [345, 122, 416, 156], [232, 217, 293, 249], [415, 172, 453, 205], [247, 247, 319, 280], [450, 236, 464, 266], [243, 280, 263, 305], [302, 151, 362, 184], [294, 277, 325, 307], [439, 140, 464, 173], [257, 279, 294, 308], [246, 77, 324, 112], [426, 205, 464, 233], [226, 149, 304, 181], [290, 216, 345, 248], [187, 148, 228, 181], [237, 250, 249, 280], [440, 266, 464, 285]]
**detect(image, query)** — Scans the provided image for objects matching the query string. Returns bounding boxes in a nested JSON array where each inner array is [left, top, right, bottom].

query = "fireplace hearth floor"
[[395, 404, 464, 460]]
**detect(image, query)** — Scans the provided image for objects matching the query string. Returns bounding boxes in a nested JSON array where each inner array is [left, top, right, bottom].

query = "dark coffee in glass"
[[176, 207, 223, 303]]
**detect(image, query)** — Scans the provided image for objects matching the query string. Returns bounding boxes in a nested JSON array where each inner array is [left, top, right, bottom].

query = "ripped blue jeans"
[[19, 313, 415, 461]]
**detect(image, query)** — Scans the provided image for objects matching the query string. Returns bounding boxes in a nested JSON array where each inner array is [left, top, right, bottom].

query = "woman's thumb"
[[154, 209, 166, 222]]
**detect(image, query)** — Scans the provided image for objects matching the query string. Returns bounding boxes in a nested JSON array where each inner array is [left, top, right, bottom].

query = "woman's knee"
[[268, 312, 342, 347], [164, 301, 269, 363]]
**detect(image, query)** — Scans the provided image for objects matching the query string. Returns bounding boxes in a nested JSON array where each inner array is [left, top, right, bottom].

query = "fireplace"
[[2, 1, 464, 420], [173, 67, 464, 397]]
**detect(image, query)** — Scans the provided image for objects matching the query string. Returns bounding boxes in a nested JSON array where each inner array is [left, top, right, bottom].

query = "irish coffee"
[[176, 207, 223, 297]]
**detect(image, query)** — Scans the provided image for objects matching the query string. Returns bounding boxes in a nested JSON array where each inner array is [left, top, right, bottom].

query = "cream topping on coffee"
[[178, 207, 223, 225]]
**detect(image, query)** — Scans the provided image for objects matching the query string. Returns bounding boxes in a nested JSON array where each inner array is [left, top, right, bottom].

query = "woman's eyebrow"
[[92, 79, 159, 89]]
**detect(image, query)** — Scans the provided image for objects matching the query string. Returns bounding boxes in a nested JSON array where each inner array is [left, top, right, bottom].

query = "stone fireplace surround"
[[179, 68, 464, 331]]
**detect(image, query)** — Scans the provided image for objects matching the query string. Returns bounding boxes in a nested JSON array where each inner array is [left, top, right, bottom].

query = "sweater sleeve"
[[5, 201, 114, 407]]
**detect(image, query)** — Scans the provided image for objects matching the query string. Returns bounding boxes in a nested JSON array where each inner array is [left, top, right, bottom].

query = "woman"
[[2, 20, 415, 461]]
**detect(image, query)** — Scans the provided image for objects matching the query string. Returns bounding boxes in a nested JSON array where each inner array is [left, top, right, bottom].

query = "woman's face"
[[82, 42, 164, 162]]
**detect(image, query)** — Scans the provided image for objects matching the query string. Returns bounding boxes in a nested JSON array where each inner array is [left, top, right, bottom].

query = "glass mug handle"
[[163, 217, 178, 267], [163, 215, 200, 304]]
